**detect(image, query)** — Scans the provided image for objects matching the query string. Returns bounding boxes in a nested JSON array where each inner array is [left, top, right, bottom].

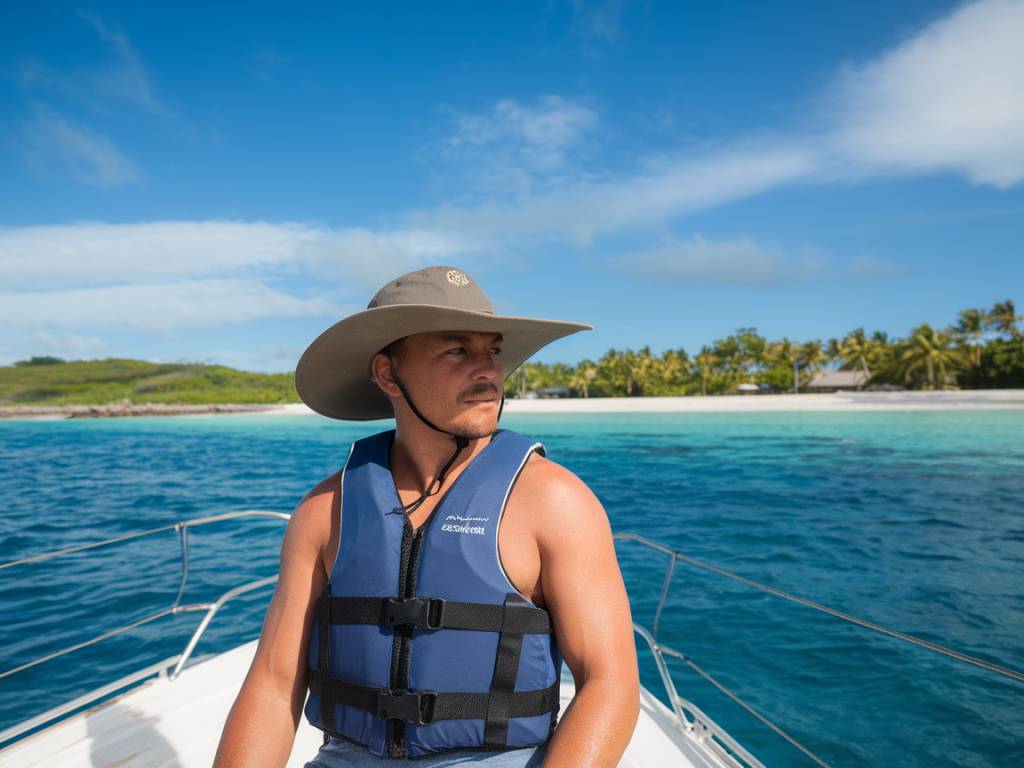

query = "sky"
[[1, 0, 1022, 373]]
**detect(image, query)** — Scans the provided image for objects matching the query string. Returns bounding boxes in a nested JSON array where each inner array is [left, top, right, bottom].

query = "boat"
[[1, 511, 1018, 767]]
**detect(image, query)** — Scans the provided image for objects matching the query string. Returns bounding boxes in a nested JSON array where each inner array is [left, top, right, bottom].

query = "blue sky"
[[1, 0, 1022, 372]]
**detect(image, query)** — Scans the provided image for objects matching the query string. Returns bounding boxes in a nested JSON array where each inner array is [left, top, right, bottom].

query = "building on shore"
[[535, 386, 572, 398], [807, 370, 871, 392]]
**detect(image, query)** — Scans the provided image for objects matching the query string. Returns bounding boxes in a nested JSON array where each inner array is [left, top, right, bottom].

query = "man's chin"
[[452, 411, 499, 440]]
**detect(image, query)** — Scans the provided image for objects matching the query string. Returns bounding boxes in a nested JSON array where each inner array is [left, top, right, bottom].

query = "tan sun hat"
[[294, 265, 593, 420]]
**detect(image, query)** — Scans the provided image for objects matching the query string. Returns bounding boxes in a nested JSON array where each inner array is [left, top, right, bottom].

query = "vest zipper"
[[385, 437, 494, 757], [387, 517, 416, 758], [387, 506, 447, 757]]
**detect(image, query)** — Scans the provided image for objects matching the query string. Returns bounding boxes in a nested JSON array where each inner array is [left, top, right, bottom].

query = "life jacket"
[[304, 426, 563, 759]]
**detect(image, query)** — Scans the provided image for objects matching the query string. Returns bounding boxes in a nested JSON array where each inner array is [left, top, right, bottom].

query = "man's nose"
[[469, 349, 502, 377]]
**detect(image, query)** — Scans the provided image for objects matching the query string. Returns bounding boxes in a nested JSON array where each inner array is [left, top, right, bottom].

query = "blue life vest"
[[304, 427, 563, 759]]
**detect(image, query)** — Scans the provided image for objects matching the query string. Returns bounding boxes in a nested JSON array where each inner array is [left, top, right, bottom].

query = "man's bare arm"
[[212, 474, 337, 768], [533, 461, 640, 767]]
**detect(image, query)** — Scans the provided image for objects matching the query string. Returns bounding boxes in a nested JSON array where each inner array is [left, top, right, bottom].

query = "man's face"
[[377, 329, 504, 436]]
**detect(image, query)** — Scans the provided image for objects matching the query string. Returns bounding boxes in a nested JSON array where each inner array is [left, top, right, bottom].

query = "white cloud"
[[21, 106, 140, 188], [449, 95, 598, 171], [606, 234, 827, 288], [0, 221, 473, 291], [0, 279, 343, 333], [415, 141, 819, 245], [824, 0, 1024, 188]]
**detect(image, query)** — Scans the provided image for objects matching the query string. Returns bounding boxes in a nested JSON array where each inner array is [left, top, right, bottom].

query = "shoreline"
[[4, 389, 1023, 420], [0, 403, 280, 420]]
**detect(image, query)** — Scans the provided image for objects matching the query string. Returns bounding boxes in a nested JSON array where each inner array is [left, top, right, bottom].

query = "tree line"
[[505, 300, 1023, 397]]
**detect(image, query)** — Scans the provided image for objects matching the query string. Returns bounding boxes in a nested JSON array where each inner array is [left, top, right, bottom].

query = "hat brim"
[[294, 304, 592, 421]]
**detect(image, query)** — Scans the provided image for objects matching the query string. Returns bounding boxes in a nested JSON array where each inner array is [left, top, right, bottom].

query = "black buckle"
[[381, 597, 445, 629], [376, 688, 437, 724]]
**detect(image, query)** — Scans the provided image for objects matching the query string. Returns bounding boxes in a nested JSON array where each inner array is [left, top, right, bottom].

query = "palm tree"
[[569, 359, 598, 398], [836, 328, 875, 380], [988, 300, 1022, 340], [952, 309, 987, 368], [710, 336, 744, 375], [798, 340, 826, 390], [897, 323, 970, 390], [825, 337, 842, 366], [767, 337, 800, 393], [694, 346, 717, 397], [658, 348, 690, 395], [630, 346, 659, 396], [597, 349, 629, 396]]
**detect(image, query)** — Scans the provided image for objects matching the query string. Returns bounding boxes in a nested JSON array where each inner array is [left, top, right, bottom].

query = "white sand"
[[266, 389, 1024, 416]]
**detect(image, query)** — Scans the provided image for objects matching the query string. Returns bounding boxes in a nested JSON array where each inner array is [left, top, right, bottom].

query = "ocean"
[[1, 410, 1021, 767]]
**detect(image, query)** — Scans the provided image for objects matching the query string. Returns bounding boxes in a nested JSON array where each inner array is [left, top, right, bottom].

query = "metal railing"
[[7, 518, 1013, 765], [0, 510, 289, 747], [613, 531, 1024, 768]]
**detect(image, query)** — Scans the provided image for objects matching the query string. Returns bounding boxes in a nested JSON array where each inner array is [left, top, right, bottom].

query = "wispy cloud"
[[448, 95, 598, 172], [568, 0, 633, 48], [414, 140, 819, 245], [194, 343, 309, 373], [17, 11, 170, 117], [846, 254, 908, 280], [0, 279, 344, 334], [29, 330, 108, 357], [77, 11, 170, 115], [0, 220, 474, 291], [433, 95, 601, 198], [19, 105, 140, 187], [605, 234, 827, 288]]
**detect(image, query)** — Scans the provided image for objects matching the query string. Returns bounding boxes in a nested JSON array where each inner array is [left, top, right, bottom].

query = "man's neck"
[[391, 425, 494, 491]]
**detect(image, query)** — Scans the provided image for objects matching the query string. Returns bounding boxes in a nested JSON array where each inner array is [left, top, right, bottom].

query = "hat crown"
[[367, 266, 494, 315]]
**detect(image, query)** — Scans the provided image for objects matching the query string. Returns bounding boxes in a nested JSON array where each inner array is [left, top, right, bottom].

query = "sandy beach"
[[263, 389, 1024, 416], [3, 389, 1022, 420]]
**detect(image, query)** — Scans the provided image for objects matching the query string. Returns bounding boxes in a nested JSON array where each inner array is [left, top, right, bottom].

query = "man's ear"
[[370, 351, 400, 398]]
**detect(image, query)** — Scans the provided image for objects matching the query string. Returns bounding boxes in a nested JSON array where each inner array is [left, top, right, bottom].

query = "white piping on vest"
[[493, 441, 544, 608], [327, 439, 357, 578]]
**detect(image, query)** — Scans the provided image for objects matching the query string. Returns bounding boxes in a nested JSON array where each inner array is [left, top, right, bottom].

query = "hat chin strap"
[[389, 371, 506, 518]]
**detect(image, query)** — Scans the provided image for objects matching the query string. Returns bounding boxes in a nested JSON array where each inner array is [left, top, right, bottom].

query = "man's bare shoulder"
[[288, 471, 341, 575], [518, 451, 609, 541]]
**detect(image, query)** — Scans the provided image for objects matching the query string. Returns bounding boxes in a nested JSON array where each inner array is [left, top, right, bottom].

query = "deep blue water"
[[1, 411, 1022, 766]]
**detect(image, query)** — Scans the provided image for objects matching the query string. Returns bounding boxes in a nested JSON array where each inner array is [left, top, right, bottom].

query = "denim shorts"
[[303, 736, 549, 767]]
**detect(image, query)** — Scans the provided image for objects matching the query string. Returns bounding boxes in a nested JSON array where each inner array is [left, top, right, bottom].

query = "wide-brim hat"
[[295, 265, 592, 420]]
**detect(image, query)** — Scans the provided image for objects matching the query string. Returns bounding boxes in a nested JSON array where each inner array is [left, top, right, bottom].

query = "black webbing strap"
[[317, 591, 334, 736], [307, 671, 560, 725], [328, 595, 552, 634], [484, 593, 528, 747]]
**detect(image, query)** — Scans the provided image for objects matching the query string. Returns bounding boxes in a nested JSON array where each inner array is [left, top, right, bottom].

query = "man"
[[214, 266, 639, 767]]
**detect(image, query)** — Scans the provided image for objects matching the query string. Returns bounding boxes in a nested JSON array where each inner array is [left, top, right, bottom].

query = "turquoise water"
[[1, 411, 1022, 766]]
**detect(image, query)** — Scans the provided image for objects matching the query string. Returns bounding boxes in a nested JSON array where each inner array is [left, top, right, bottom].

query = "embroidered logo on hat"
[[446, 269, 470, 287]]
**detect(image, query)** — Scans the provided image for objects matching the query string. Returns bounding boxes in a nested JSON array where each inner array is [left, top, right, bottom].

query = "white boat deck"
[[0, 638, 732, 768]]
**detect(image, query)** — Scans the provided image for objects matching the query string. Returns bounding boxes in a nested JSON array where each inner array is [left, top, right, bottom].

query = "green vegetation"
[[508, 299, 1024, 397], [0, 358, 297, 406], [2, 300, 1020, 405]]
